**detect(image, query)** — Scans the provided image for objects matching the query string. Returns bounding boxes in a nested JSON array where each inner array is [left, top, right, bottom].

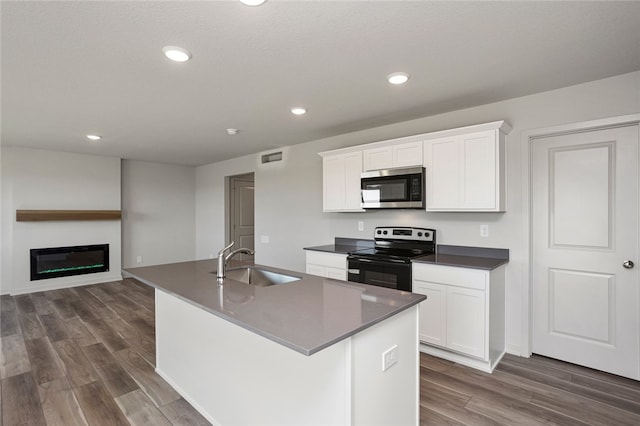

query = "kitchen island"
[[124, 259, 425, 426]]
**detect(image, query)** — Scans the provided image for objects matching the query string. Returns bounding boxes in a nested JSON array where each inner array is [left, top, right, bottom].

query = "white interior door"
[[532, 124, 639, 379], [230, 175, 254, 260]]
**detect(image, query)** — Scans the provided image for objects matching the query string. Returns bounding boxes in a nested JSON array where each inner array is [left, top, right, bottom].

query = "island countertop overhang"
[[123, 259, 425, 356]]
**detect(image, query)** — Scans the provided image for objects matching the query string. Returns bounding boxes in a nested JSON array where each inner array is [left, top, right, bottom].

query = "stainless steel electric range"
[[347, 226, 436, 292]]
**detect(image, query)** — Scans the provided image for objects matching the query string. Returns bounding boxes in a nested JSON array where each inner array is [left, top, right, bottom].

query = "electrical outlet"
[[261, 235, 270, 244], [209, 253, 215, 259], [382, 344, 398, 371], [480, 224, 489, 237], [136, 255, 143, 264], [358, 221, 364, 232]]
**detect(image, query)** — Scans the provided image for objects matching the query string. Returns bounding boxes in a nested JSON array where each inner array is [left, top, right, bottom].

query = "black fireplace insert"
[[30, 244, 109, 281]]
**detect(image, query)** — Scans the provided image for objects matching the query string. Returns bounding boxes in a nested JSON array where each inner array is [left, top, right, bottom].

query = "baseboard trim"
[[8, 273, 123, 295], [155, 367, 220, 426], [420, 343, 505, 373]]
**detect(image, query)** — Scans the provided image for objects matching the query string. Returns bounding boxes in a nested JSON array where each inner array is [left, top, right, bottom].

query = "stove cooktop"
[[348, 226, 436, 262]]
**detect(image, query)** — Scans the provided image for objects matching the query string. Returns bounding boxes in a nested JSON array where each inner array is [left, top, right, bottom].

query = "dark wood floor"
[[2, 279, 640, 425], [0, 279, 209, 426], [420, 346, 640, 425]]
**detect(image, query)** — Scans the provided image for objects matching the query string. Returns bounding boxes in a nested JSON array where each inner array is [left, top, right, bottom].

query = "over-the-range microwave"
[[361, 166, 425, 209]]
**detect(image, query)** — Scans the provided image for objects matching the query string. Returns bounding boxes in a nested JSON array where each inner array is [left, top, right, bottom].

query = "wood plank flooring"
[[0, 279, 209, 426], [420, 348, 640, 425], [2, 279, 640, 425]]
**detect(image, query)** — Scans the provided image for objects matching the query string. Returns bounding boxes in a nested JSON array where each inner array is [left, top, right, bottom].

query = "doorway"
[[530, 123, 639, 379], [228, 173, 255, 260]]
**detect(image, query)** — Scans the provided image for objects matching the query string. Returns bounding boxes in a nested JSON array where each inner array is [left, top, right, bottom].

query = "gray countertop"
[[412, 253, 508, 270], [305, 240, 509, 270], [303, 244, 364, 254], [123, 260, 425, 356]]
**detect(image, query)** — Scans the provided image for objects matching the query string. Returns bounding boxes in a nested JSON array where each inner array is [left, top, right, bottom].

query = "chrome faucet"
[[216, 241, 255, 280]]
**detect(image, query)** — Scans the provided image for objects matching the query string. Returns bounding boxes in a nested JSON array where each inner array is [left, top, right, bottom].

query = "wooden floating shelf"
[[16, 210, 122, 222]]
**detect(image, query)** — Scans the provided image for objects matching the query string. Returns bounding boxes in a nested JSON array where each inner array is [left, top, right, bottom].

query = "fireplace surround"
[[30, 244, 109, 281]]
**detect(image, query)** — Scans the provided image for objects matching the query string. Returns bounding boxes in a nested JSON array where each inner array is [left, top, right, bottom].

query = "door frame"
[[520, 113, 640, 357], [226, 172, 255, 247]]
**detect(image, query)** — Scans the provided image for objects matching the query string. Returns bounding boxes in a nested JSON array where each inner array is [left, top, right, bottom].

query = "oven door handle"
[[347, 269, 360, 275], [348, 256, 408, 265]]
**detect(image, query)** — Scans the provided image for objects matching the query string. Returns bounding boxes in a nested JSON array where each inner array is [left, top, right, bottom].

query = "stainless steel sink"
[[223, 267, 301, 287]]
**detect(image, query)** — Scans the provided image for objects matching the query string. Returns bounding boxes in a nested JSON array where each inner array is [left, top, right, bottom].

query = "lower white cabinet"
[[413, 262, 505, 372], [305, 251, 347, 280]]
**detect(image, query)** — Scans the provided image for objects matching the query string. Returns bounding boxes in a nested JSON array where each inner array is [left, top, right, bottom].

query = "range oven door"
[[347, 256, 412, 292]]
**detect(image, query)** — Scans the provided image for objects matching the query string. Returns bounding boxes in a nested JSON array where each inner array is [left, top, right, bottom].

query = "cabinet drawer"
[[305, 251, 347, 269], [413, 263, 486, 290]]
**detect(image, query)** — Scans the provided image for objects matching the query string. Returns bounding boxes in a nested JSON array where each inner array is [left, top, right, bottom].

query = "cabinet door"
[[413, 280, 446, 347], [460, 131, 497, 209], [363, 147, 392, 171], [446, 286, 486, 358], [393, 142, 423, 167], [322, 152, 363, 212], [323, 155, 346, 211], [306, 264, 326, 277], [343, 152, 364, 210], [424, 136, 460, 209], [425, 131, 503, 212]]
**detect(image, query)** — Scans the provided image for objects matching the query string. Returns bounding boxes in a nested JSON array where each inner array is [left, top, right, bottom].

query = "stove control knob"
[[383, 230, 388, 235], [424, 232, 430, 238], [417, 232, 423, 237], [376, 230, 382, 235]]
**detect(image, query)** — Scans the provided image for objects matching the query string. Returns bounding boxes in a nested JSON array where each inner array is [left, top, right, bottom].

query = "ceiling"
[[2, 1, 640, 167]]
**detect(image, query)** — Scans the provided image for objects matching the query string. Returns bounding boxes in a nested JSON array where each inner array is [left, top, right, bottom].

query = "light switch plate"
[[261, 235, 270, 244], [382, 344, 398, 371], [480, 224, 489, 237], [358, 221, 364, 232]]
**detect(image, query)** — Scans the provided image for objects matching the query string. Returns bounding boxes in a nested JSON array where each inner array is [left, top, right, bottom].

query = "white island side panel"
[[155, 289, 420, 426], [155, 289, 349, 426]]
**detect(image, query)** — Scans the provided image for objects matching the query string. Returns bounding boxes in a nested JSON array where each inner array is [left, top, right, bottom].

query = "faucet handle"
[[218, 241, 234, 256]]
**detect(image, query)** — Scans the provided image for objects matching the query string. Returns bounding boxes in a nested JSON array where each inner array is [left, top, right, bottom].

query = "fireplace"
[[30, 244, 109, 281]]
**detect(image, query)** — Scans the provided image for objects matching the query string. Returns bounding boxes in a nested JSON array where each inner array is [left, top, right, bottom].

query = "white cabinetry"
[[363, 141, 423, 171], [305, 251, 347, 280], [319, 121, 510, 213], [321, 152, 363, 212], [423, 121, 511, 212], [412, 262, 505, 372]]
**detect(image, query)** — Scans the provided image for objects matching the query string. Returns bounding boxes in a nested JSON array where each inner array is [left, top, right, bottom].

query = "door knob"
[[623, 260, 635, 269]]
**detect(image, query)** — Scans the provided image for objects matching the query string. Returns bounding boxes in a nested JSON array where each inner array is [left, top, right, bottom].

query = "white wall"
[[121, 160, 195, 268], [195, 71, 640, 356], [1, 148, 122, 295], [195, 155, 257, 260]]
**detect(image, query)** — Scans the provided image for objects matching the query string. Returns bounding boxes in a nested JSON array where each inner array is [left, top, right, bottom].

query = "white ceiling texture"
[[2, 1, 640, 166]]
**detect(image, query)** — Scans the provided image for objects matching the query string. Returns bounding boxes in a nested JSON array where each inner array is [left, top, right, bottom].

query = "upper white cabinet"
[[363, 141, 423, 171], [321, 151, 363, 212], [319, 121, 510, 213], [424, 121, 511, 212]]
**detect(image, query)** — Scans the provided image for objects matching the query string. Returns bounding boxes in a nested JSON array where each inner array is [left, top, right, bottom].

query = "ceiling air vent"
[[261, 151, 283, 164]]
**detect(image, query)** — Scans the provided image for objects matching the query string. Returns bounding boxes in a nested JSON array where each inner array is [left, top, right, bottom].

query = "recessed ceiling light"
[[387, 72, 410, 85], [240, 0, 267, 6], [291, 107, 306, 115], [162, 46, 192, 62], [86, 134, 102, 141], [226, 128, 239, 135]]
